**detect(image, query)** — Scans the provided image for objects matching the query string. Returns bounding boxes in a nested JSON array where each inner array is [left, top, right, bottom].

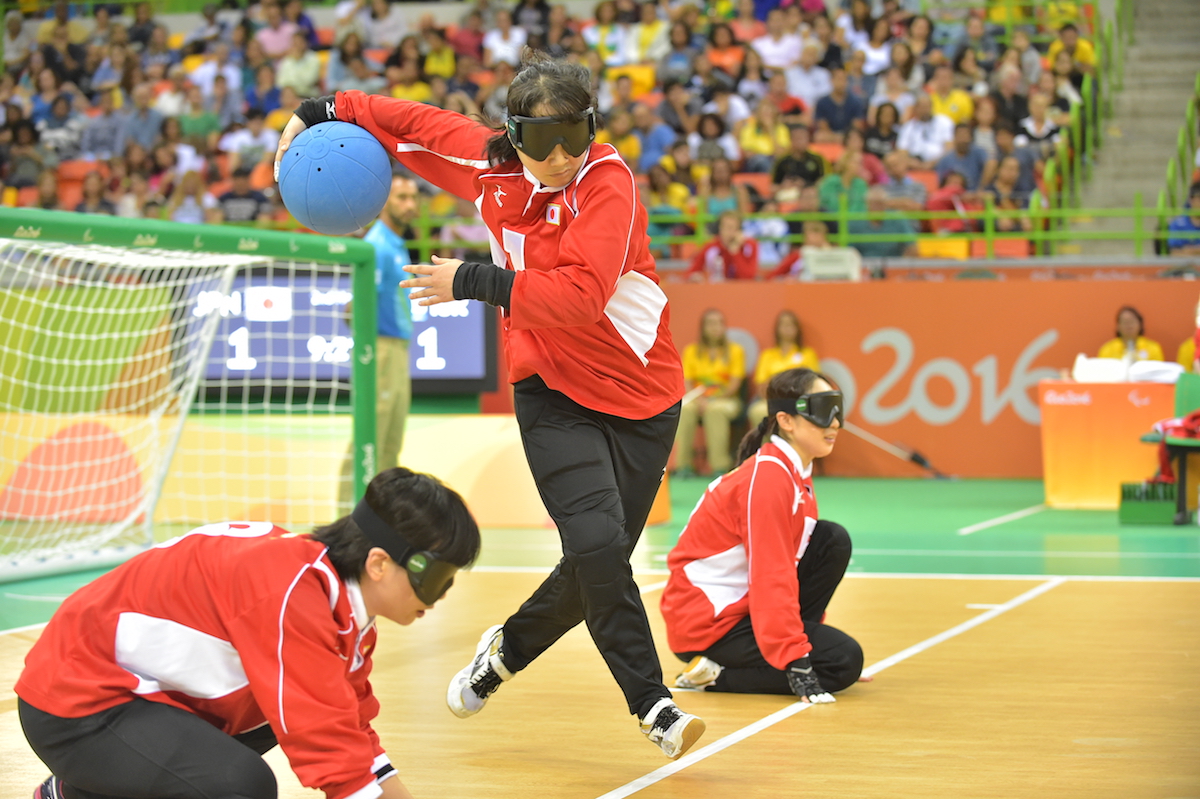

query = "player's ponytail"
[[734, 368, 829, 465], [484, 48, 596, 166]]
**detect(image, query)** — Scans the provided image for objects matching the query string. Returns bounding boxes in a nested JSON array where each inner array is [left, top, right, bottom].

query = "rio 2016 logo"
[[820, 328, 1060, 427]]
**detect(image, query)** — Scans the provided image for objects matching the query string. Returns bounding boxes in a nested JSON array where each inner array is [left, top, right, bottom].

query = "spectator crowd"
[[0, 0, 1106, 267]]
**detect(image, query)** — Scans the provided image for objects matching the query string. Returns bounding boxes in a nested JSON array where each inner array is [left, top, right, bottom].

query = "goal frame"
[[0, 207, 379, 568]]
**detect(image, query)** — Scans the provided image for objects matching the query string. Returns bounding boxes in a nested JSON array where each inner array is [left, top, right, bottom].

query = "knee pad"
[[560, 511, 631, 588], [820, 633, 864, 694], [816, 520, 852, 557]]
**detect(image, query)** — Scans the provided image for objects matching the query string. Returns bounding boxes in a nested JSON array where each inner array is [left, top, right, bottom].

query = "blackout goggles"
[[351, 499, 459, 605], [506, 108, 596, 162], [767, 391, 845, 429]]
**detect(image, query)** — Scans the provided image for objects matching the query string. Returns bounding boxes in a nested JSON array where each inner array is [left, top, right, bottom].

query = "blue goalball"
[[277, 121, 393, 236]]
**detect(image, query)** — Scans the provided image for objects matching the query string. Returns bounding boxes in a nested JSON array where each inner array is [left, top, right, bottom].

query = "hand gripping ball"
[[277, 121, 393, 235]]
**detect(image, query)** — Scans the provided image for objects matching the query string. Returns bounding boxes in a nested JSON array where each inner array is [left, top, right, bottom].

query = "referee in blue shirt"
[[338, 174, 419, 513]]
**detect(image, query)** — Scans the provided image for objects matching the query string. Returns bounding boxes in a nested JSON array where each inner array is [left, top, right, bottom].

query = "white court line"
[[844, 572, 1200, 582], [3, 593, 68, 602], [965, 603, 1001, 609], [957, 504, 1046, 535], [594, 577, 1066, 799], [638, 581, 667, 595]]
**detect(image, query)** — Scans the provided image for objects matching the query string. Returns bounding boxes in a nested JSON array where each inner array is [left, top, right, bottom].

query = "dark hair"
[[954, 122, 972, 134], [940, 169, 966, 187], [995, 120, 1016, 135], [484, 49, 594, 166], [774, 309, 803, 348], [310, 467, 481, 581], [1060, 23, 1078, 34], [735, 368, 831, 464], [708, 22, 733, 47], [698, 112, 725, 138], [875, 101, 899, 127], [1114, 305, 1144, 338], [952, 46, 975, 73]]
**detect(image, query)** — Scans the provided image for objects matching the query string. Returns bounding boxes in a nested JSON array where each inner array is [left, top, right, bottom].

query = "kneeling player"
[[660, 369, 864, 702], [17, 467, 480, 799]]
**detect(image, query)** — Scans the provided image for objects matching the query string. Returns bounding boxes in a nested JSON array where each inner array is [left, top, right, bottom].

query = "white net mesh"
[[160, 259, 357, 532], [0, 239, 260, 578]]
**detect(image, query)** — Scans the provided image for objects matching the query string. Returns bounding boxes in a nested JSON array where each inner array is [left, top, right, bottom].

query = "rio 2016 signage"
[[821, 327, 1060, 427], [662, 280, 1195, 477]]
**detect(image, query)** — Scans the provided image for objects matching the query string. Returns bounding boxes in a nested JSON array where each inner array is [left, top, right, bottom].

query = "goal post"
[[0, 208, 377, 582]]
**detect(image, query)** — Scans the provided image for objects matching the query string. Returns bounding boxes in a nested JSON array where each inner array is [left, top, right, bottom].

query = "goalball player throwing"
[[17, 468, 480, 799], [274, 51, 704, 759]]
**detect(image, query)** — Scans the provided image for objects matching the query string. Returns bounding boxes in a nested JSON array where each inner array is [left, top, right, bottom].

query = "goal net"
[[0, 210, 377, 582]]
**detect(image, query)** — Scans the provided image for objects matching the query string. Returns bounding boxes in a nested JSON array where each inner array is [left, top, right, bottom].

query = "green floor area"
[[3, 478, 1198, 631]]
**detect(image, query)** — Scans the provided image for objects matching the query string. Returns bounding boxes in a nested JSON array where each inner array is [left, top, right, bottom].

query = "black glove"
[[786, 657, 835, 703]]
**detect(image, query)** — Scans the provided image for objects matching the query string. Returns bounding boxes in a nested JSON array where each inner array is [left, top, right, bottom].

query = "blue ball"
[[277, 121, 392, 236]]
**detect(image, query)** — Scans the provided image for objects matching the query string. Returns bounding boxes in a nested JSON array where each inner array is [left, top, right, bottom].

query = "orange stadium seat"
[[732, 172, 772, 199], [58, 180, 84, 211], [249, 161, 274, 190], [58, 160, 107, 181], [970, 238, 1031, 259], [910, 169, 941, 193], [16, 186, 38, 207], [316, 27, 335, 47], [207, 180, 233, 199], [810, 142, 844, 163], [364, 48, 390, 65], [915, 237, 970, 260]]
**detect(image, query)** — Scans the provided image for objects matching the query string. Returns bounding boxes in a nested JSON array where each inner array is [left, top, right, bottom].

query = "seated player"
[[17, 467, 480, 799], [661, 368, 865, 701]]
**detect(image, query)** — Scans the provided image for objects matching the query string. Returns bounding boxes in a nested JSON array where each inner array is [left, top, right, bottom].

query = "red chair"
[[58, 180, 84, 211], [810, 142, 844, 163], [207, 180, 233, 199], [910, 169, 941, 194], [17, 186, 39, 207], [316, 27, 335, 47], [58, 160, 108, 182], [970, 238, 1031, 259], [732, 172, 772, 199]]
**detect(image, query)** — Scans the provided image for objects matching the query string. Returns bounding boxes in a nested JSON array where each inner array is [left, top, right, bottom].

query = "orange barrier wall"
[[664, 281, 1197, 478]]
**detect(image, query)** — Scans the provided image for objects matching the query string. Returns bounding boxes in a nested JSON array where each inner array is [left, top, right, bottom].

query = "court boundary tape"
[[957, 504, 1047, 535], [594, 577, 1067, 799]]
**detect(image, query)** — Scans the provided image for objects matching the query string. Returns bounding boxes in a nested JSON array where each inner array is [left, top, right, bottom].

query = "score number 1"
[[414, 326, 446, 371]]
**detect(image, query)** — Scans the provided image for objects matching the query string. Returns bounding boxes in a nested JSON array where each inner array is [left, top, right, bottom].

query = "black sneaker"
[[446, 624, 513, 718]]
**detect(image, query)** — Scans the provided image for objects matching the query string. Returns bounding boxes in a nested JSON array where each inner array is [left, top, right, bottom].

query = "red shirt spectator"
[[686, 211, 759, 281]]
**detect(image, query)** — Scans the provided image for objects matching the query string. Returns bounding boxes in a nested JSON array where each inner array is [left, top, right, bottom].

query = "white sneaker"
[[446, 624, 513, 718], [673, 656, 723, 690], [640, 697, 706, 760]]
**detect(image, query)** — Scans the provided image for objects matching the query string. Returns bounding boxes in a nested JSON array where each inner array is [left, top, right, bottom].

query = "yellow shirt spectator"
[[423, 48, 456, 80], [682, 341, 746, 395], [595, 130, 642, 167], [1097, 336, 1164, 362], [738, 119, 791, 160], [391, 81, 432, 103], [930, 89, 975, 125], [1178, 337, 1197, 371], [1046, 37, 1095, 69], [753, 345, 821, 390], [647, 181, 692, 212]]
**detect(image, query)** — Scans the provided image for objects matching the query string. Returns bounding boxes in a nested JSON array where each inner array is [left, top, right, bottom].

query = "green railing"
[[399, 196, 1200, 268]]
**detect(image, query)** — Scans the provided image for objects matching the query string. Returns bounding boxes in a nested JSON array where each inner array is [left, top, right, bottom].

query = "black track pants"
[[501, 376, 681, 718], [676, 520, 864, 695], [19, 698, 279, 799]]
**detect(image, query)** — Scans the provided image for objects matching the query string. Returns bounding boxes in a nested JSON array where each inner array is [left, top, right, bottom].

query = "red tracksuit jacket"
[[333, 90, 683, 420], [16, 523, 389, 799], [660, 436, 819, 669]]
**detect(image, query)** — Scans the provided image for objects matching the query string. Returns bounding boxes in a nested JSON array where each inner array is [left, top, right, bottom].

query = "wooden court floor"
[[2, 569, 1197, 799]]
